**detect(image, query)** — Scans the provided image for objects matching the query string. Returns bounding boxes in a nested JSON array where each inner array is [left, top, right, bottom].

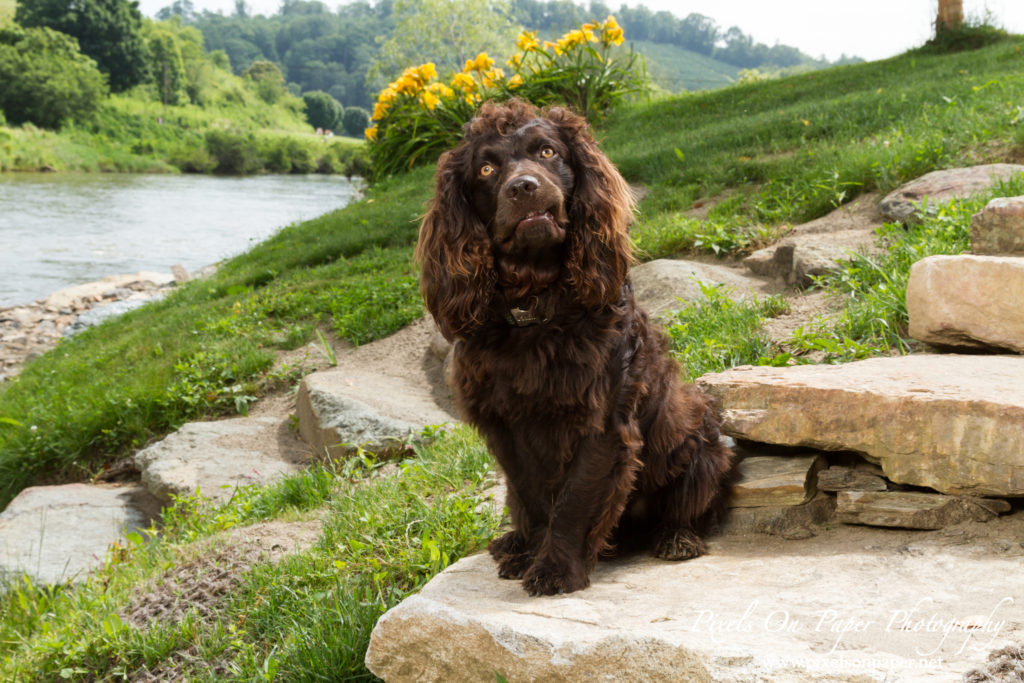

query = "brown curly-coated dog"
[[416, 99, 732, 596]]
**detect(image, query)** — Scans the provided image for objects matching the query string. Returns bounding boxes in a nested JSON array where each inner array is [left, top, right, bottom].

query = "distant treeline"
[[158, 0, 860, 111]]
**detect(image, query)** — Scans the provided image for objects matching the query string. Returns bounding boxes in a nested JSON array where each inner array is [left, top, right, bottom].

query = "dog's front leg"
[[521, 429, 642, 596]]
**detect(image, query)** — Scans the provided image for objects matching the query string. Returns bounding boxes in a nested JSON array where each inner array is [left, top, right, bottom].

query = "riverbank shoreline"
[[0, 267, 210, 382]]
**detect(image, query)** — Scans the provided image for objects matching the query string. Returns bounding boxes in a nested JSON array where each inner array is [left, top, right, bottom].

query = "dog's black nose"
[[505, 175, 539, 200]]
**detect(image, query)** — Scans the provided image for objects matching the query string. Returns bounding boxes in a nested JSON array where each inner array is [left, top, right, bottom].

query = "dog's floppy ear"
[[416, 146, 495, 340], [549, 107, 635, 309]]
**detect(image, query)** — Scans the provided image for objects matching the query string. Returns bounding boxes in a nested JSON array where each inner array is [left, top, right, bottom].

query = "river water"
[[0, 173, 363, 307]]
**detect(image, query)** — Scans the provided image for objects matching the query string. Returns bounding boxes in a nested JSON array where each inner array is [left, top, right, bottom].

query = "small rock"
[[836, 491, 1008, 530], [716, 492, 835, 539], [729, 454, 824, 507], [971, 195, 1024, 255], [817, 466, 888, 492], [906, 255, 1024, 353], [171, 264, 191, 283], [630, 259, 764, 318], [878, 164, 1024, 223]]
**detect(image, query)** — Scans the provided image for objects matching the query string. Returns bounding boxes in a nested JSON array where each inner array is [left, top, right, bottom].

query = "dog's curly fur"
[[416, 99, 733, 596]]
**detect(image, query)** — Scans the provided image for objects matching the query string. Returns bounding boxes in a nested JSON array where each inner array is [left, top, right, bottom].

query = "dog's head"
[[416, 99, 635, 340]]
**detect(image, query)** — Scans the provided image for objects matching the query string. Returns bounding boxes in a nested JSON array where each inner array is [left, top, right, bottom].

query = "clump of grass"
[[0, 426, 501, 680], [663, 282, 789, 379]]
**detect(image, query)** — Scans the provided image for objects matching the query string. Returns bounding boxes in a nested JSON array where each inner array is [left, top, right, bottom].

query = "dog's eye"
[[480, 164, 495, 177], [539, 146, 555, 159]]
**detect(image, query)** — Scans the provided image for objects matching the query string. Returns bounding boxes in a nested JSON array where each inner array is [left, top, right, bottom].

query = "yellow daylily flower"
[[508, 73, 524, 89], [419, 90, 440, 110], [451, 72, 477, 93], [516, 30, 539, 52], [365, 126, 378, 141], [507, 52, 523, 68]]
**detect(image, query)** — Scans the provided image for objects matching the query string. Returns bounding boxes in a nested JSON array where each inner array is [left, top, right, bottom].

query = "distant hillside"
[[0, 0, 16, 25], [634, 40, 739, 92]]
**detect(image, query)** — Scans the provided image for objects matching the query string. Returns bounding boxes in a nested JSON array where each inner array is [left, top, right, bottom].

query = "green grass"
[[0, 0, 13, 26], [664, 283, 788, 380], [604, 36, 1024, 257], [0, 427, 501, 680]]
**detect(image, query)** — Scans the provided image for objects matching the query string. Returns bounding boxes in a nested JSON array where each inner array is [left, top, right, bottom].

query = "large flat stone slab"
[[879, 164, 1024, 223], [366, 517, 1024, 681], [697, 355, 1024, 496], [0, 483, 159, 584], [907, 255, 1024, 352], [630, 259, 766, 318], [134, 416, 308, 505]]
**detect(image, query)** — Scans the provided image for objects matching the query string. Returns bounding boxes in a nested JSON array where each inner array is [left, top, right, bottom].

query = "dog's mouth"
[[499, 209, 566, 253]]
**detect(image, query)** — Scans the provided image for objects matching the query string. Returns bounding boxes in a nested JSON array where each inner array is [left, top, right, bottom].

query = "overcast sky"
[[135, 0, 1024, 63]]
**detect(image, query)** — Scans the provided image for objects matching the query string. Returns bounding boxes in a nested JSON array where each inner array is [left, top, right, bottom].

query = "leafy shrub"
[[0, 25, 108, 129], [260, 135, 315, 173], [243, 59, 288, 104], [366, 16, 645, 178], [205, 129, 262, 174], [303, 90, 343, 130], [341, 105, 370, 137]]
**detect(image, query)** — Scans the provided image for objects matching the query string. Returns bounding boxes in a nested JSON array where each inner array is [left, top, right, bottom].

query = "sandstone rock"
[[729, 454, 824, 507], [878, 164, 1024, 223], [134, 417, 308, 505], [696, 355, 1024, 496], [817, 466, 888, 492], [716, 492, 835, 540], [743, 193, 884, 286], [836, 491, 1010, 530], [906, 255, 1024, 352], [171, 264, 191, 283], [0, 483, 159, 584], [296, 369, 456, 460], [630, 259, 765, 317], [743, 232, 872, 287], [972, 196, 1024, 255], [366, 518, 1024, 681]]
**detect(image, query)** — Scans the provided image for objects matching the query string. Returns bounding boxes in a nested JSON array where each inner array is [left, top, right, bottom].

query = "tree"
[[16, 0, 150, 92], [243, 59, 287, 102], [368, 0, 519, 88], [341, 106, 370, 137], [302, 90, 343, 130], [0, 25, 108, 128], [936, 0, 963, 33]]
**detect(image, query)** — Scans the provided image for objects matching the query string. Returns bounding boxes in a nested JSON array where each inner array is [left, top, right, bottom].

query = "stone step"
[[134, 416, 309, 506], [907, 255, 1024, 353], [0, 483, 160, 584], [697, 354, 1024, 497], [365, 516, 1024, 681]]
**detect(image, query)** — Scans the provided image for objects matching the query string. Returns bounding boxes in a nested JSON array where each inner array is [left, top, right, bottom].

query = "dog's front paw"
[[652, 529, 706, 561], [488, 532, 533, 579], [521, 556, 589, 596]]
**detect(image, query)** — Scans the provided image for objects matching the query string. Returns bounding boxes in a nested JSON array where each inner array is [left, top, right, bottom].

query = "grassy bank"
[[1, 33, 1024, 678], [0, 94, 369, 176]]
